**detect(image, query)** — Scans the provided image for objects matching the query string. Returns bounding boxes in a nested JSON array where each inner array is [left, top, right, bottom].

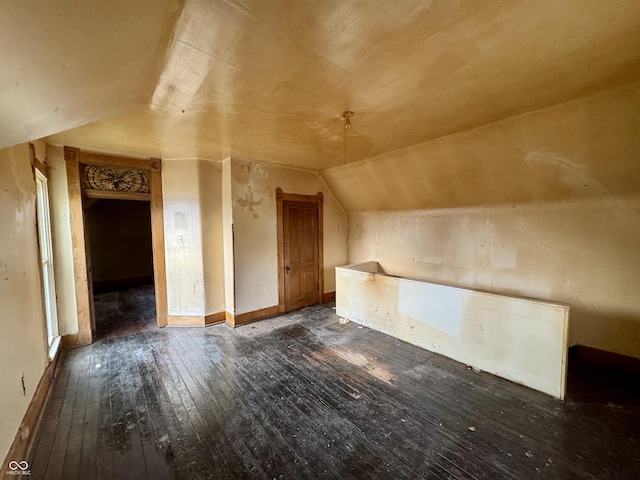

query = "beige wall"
[[231, 160, 278, 314], [336, 82, 640, 359], [162, 159, 227, 317], [349, 196, 640, 358], [162, 159, 206, 316], [0, 144, 48, 463], [199, 160, 225, 315], [221, 158, 235, 313], [231, 158, 347, 315], [46, 146, 78, 336]]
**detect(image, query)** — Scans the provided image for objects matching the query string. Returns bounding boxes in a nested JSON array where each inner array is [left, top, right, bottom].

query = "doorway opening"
[[276, 188, 324, 313], [65, 147, 167, 345], [85, 199, 156, 339]]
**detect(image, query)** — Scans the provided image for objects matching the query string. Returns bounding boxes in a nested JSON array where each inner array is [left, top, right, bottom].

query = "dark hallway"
[[94, 285, 157, 340], [84, 198, 156, 340]]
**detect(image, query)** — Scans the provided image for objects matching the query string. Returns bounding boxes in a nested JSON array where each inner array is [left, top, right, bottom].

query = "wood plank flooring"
[[29, 294, 640, 479]]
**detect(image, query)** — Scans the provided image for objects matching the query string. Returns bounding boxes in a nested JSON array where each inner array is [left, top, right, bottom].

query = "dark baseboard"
[[322, 291, 336, 303], [569, 345, 640, 375]]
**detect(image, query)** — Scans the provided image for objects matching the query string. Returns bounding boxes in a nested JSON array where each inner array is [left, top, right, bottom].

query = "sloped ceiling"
[[2, 0, 640, 176], [322, 81, 640, 212], [0, 0, 180, 148]]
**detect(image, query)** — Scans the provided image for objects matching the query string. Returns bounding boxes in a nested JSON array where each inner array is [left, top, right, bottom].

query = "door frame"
[[276, 188, 323, 313], [64, 147, 168, 345]]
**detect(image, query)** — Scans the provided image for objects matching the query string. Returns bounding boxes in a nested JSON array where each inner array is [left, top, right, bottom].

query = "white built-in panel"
[[336, 262, 569, 399]]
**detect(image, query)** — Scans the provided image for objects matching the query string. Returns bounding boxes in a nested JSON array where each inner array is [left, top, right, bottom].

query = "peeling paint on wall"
[[231, 158, 347, 315], [235, 188, 263, 213]]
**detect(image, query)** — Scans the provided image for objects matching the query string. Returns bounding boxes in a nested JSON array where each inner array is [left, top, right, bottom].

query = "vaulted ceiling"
[[1, 0, 640, 171]]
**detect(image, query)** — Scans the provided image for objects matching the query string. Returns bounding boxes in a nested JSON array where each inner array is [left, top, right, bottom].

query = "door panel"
[[284, 201, 319, 311]]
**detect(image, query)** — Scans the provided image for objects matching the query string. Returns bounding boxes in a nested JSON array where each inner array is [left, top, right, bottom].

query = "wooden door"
[[283, 200, 319, 311]]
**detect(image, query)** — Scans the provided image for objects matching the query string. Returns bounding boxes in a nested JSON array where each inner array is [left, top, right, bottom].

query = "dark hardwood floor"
[[93, 285, 157, 340], [29, 293, 640, 479]]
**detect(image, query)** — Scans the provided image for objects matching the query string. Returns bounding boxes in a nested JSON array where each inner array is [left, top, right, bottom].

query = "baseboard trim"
[[205, 311, 226, 326], [225, 298, 335, 328], [570, 345, 640, 375], [322, 291, 336, 303], [2, 349, 63, 479], [77, 329, 92, 346], [227, 305, 281, 327], [61, 331, 92, 348], [61, 333, 79, 348], [166, 312, 226, 327], [167, 315, 204, 327]]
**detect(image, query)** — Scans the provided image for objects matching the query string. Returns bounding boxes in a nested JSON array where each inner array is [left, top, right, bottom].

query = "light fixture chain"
[[342, 111, 354, 165]]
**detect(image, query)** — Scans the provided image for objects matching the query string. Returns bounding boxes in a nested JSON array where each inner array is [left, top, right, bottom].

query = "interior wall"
[[349, 196, 640, 358], [199, 160, 225, 315], [162, 158, 227, 317], [162, 159, 206, 316], [45, 146, 78, 336], [0, 143, 48, 463], [85, 199, 153, 289], [231, 158, 347, 316], [336, 82, 640, 359], [221, 158, 235, 314]]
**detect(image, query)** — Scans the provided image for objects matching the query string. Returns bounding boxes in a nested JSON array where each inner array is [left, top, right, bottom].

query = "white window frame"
[[35, 168, 60, 360]]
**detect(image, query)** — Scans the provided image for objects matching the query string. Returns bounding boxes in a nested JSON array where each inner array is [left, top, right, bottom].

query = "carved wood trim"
[[64, 147, 169, 338]]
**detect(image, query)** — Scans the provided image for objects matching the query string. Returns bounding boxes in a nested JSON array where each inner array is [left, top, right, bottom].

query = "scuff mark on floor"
[[330, 348, 397, 385]]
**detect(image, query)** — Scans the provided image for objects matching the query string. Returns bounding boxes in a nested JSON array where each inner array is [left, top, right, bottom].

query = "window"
[[35, 168, 60, 360]]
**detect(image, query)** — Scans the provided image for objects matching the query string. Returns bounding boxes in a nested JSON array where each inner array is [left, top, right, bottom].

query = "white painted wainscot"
[[335, 261, 570, 399]]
